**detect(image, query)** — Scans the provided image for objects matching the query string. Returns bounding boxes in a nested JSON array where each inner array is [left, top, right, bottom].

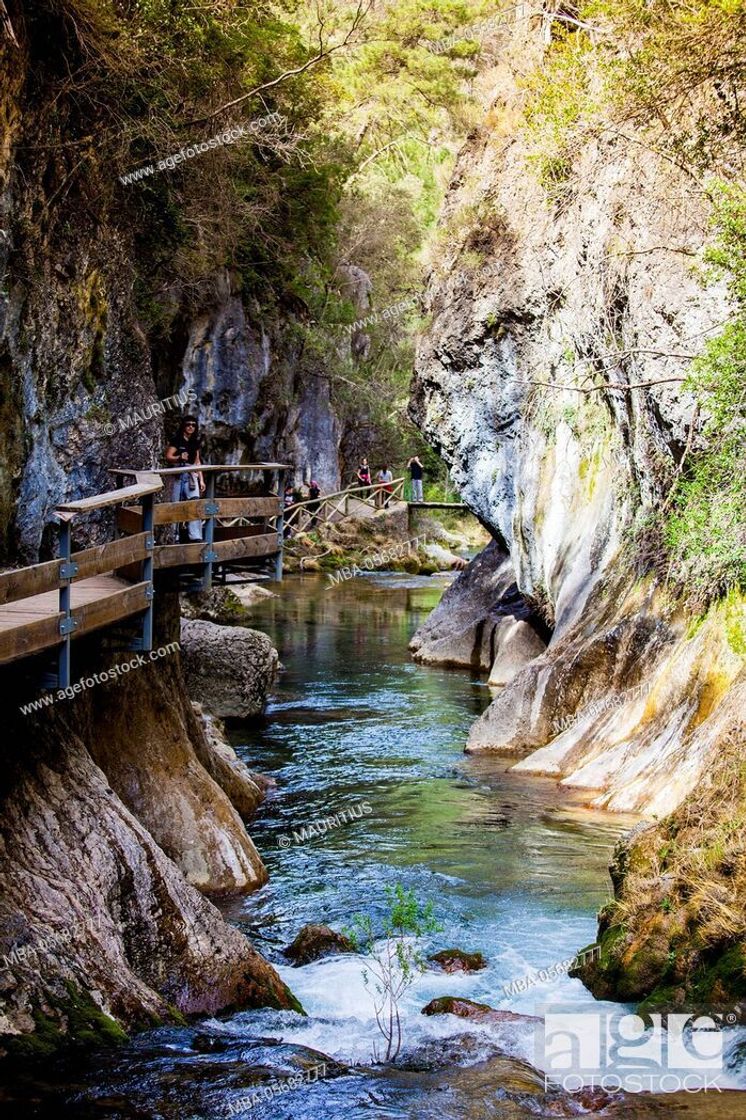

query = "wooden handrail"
[[55, 479, 162, 516], [110, 463, 290, 477], [285, 477, 405, 513]]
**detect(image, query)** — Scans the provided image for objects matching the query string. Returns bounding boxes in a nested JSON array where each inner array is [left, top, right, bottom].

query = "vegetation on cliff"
[[575, 726, 746, 1009], [9, 0, 502, 476], [520, 0, 746, 606]]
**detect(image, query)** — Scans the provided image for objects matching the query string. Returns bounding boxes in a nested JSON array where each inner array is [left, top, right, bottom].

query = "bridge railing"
[[111, 464, 289, 588], [283, 477, 406, 534], [0, 477, 162, 685]]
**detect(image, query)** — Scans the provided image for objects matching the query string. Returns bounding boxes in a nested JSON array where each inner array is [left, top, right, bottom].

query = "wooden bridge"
[[0, 464, 288, 688], [0, 464, 469, 689], [282, 479, 468, 534], [283, 477, 407, 533]]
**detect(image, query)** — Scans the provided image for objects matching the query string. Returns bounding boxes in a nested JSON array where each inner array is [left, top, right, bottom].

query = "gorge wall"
[[0, 10, 312, 1053], [412, 28, 745, 818], [411, 18, 745, 1005]]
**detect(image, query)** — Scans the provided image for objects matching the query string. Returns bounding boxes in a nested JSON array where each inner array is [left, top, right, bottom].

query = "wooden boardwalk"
[[0, 463, 288, 687], [0, 463, 470, 689]]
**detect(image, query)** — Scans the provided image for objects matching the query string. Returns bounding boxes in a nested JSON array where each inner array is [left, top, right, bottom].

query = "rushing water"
[[6, 573, 745, 1118]]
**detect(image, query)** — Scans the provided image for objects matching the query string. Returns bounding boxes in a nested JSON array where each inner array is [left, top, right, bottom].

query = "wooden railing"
[[283, 477, 405, 534], [111, 464, 289, 588], [0, 477, 162, 686]]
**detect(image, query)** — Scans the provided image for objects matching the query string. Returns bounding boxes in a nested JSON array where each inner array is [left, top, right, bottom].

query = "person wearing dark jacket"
[[407, 455, 424, 502], [165, 416, 205, 541]]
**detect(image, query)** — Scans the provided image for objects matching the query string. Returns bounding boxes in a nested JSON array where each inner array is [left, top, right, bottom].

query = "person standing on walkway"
[[357, 457, 371, 492], [307, 479, 321, 526], [165, 416, 205, 541], [407, 455, 424, 502], [376, 464, 394, 507], [283, 481, 295, 538]]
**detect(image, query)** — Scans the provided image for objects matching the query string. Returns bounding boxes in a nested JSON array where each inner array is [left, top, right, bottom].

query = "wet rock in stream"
[[427, 948, 488, 973], [282, 924, 355, 966]]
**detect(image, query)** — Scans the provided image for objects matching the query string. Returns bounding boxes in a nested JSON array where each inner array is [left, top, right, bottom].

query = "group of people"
[[356, 455, 425, 504], [166, 414, 428, 542]]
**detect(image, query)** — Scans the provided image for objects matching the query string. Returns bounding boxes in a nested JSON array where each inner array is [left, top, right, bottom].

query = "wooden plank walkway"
[[0, 575, 146, 664], [0, 463, 290, 687], [0, 463, 470, 687]]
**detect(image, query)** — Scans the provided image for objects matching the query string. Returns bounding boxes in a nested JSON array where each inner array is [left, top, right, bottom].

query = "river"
[[7, 572, 745, 1117]]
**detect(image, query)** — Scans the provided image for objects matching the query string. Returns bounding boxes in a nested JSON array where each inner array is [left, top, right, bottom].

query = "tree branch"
[[186, 1, 372, 126], [522, 376, 688, 393]]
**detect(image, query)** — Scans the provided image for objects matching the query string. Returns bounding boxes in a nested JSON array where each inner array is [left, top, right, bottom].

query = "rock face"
[[0, 685, 300, 1055], [180, 618, 279, 720], [83, 646, 268, 896], [182, 292, 341, 492], [283, 925, 354, 966], [192, 703, 272, 817], [410, 540, 548, 676], [572, 718, 746, 1009], [410, 25, 745, 818]]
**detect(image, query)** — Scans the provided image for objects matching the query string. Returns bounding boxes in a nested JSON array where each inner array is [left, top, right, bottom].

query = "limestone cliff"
[[0, 15, 303, 1053], [181, 287, 341, 492], [411, 27, 745, 819], [411, 13, 746, 1008]]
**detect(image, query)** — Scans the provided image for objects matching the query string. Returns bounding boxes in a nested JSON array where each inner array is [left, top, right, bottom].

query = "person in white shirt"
[[376, 464, 394, 507]]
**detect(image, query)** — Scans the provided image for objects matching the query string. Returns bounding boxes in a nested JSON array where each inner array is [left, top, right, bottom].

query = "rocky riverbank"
[[283, 503, 485, 576], [0, 593, 299, 1057]]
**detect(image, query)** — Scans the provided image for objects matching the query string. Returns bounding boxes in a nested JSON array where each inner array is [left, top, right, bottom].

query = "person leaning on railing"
[[376, 464, 393, 507], [165, 415, 205, 542]]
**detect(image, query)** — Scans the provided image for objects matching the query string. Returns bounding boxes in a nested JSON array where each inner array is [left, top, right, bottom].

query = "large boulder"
[[410, 539, 548, 676], [421, 997, 540, 1024], [180, 619, 278, 720], [181, 584, 276, 623], [427, 948, 487, 973]]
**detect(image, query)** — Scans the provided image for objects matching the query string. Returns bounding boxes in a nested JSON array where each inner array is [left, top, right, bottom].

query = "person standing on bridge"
[[376, 464, 393, 507], [166, 416, 205, 542], [283, 480, 295, 538], [407, 455, 424, 502], [307, 479, 321, 527], [357, 457, 371, 491]]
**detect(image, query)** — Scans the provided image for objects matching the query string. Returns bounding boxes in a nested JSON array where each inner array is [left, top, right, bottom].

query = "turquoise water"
[[5, 572, 743, 1118]]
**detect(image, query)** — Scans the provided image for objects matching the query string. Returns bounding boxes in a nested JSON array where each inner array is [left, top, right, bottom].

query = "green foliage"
[[346, 883, 441, 1062], [523, 25, 605, 195], [665, 183, 746, 604]]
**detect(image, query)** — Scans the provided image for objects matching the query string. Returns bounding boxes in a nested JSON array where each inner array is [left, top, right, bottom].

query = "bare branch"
[[521, 376, 688, 393], [187, 1, 373, 127]]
